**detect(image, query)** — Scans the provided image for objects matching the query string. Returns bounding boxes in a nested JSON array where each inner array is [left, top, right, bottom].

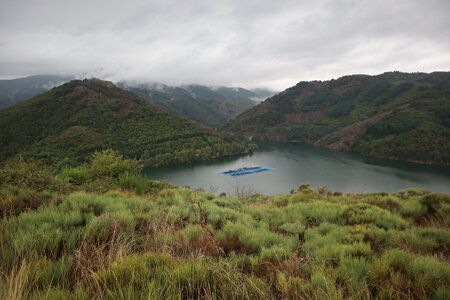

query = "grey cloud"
[[0, 0, 449, 90]]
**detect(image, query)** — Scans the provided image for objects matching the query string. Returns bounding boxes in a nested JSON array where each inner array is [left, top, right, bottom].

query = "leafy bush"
[[89, 149, 141, 179]]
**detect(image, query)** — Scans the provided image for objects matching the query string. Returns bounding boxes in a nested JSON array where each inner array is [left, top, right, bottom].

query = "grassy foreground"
[[0, 151, 449, 299]]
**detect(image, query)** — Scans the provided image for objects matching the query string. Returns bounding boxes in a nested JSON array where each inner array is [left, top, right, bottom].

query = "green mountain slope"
[[0, 78, 254, 167], [0, 76, 266, 128], [118, 82, 260, 127], [118, 85, 228, 126], [223, 71, 450, 164]]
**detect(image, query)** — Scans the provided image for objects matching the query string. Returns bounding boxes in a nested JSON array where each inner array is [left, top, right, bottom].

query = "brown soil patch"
[[283, 110, 326, 126], [315, 111, 393, 150]]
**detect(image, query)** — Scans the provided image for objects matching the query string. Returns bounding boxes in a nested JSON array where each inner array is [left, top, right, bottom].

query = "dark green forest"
[[0, 78, 255, 169]]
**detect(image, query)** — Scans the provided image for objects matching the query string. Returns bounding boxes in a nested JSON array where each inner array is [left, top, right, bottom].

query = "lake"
[[143, 142, 450, 195]]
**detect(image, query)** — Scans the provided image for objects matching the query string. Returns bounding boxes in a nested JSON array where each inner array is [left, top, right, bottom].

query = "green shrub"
[[181, 224, 205, 242], [279, 222, 305, 235], [260, 245, 291, 261], [339, 203, 407, 229], [395, 228, 450, 253], [89, 149, 141, 179], [304, 224, 375, 267], [337, 257, 369, 293], [310, 268, 341, 299], [146, 179, 172, 194], [85, 212, 136, 245], [276, 273, 310, 299], [1, 207, 86, 268], [94, 253, 271, 299], [60, 166, 90, 185], [433, 286, 450, 300], [400, 199, 426, 219], [368, 249, 450, 299], [274, 195, 289, 207], [407, 188, 430, 196], [0, 192, 155, 268], [287, 201, 341, 226], [118, 172, 148, 195], [27, 256, 73, 291], [0, 156, 67, 192], [420, 193, 450, 218], [217, 222, 297, 256], [202, 202, 241, 230], [0, 188, 47, 219]]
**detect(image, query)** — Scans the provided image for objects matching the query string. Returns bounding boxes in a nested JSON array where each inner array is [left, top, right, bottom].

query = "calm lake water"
[[143, 142, 450, 195]]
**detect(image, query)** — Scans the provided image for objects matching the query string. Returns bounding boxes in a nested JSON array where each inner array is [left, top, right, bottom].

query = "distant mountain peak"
[[0, 75, 275, 127], [116, 81, 264, 127], [80, 77, 116, 88]]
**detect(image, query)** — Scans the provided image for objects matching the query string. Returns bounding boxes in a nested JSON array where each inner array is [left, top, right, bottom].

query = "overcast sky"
[[0, 0, 449, 90]]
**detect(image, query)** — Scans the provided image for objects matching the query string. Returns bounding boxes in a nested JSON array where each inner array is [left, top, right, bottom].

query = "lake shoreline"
[[143, 142, 450, 195], [284, 139, 450, 166]]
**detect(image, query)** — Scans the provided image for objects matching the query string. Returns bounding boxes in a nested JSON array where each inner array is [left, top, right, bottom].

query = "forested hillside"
[[0, 78, 255, 168], [0, 76, 275, 127], [118, 82, 266, 127], [223, 72, 450, 164]]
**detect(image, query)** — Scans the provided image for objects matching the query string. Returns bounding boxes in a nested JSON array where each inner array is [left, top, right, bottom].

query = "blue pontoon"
[[220, 166, 274, 177]]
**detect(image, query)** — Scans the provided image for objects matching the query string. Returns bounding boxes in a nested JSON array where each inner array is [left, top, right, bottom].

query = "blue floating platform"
[[220, 166, 274, 177]]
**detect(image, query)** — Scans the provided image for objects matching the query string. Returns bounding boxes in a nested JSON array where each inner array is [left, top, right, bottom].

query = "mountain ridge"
[[0, 75, 276, 127], [0, 78, 255, 168], [117, 81, 276, 127], [0, 74, 72, 109], [223, 71, 450, 165]]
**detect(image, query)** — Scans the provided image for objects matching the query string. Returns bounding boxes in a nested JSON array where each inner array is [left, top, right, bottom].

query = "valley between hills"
[[0, 72, 449, 299]]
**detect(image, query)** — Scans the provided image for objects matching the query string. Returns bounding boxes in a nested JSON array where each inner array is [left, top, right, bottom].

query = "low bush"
[[0, 156, 68, 192], [94, 252, 271, 299], [89, 149, 140, 179], [60, 166, 90, 185], [0, 188, 48, 219], [117, 172, 148, 195], [368, 249, 450, 299], [0, 192, 155, 268]]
